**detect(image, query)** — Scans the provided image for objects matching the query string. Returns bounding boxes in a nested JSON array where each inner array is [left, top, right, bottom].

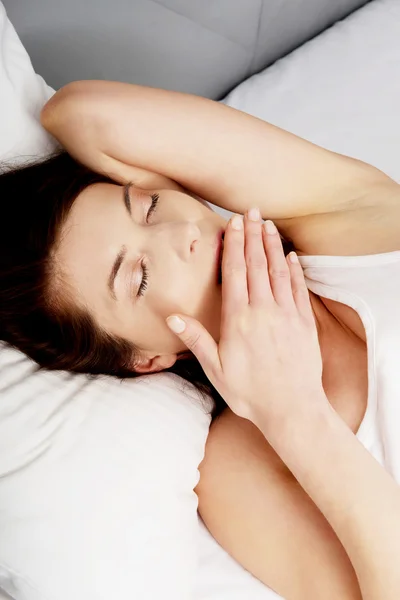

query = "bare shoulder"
[[274, 181, 400, 257], [196, 408, 362, 600]]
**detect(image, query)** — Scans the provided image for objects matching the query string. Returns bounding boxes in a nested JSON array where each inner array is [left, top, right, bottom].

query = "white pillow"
[[222, 0, 400, 184], [0, 3, 57, 160], [0, 4, 211, 599]]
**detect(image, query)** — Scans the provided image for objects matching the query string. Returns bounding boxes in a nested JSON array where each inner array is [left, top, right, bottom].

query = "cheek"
[[152, 269, 200, 317], [132, 267, 221, 351], [152, 264, 220, 328], [130, 297, 189, 353]]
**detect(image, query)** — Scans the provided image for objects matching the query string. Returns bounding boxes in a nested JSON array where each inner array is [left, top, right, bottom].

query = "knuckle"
[[224, 262, 246, 276], [183, 331, 201, 350], [268, 266, 289, 279], [293, 286, 307, 296], [236, 313, 252, 335], [247, 255, 266, 269]]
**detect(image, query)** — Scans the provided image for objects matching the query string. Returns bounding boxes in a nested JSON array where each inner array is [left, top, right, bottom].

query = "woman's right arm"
[[40, 80, 392, 222]]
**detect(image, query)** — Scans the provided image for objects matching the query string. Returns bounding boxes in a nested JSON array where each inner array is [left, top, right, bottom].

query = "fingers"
[[166, 314, 221, 379], [244, 208, 273, 306], [222, 211, 312, 317], [221, 214, 248, 323], [262, 220, 295, 310], [287, 252, 315, 322]]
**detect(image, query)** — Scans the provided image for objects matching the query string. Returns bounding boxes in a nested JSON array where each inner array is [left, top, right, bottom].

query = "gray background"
[[4, 0, 370, 99]]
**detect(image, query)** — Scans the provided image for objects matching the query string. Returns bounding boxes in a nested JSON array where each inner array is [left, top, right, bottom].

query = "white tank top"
[[297, 250, 400, 482]]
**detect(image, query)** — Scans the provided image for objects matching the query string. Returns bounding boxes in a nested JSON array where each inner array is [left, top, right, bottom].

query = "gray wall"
[[4, 0, 370, 99]]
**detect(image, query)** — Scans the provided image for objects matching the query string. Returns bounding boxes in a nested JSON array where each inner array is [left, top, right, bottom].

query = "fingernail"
[[231, 214, 243, 230], [248, 207, 260, 221], [166, 316, 186, 333], [289, 252, 299, 264], [264, 220, 277, 234]]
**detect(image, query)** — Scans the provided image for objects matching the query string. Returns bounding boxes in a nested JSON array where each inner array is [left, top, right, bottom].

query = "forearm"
[[41, 80, 383, 220], [258, 401, 400, 600]]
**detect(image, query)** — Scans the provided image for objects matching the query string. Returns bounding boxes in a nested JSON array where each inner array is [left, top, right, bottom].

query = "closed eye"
[[136, 193, 160, 297], [147, 193, 159, 222], [138, 261, 149, 297]]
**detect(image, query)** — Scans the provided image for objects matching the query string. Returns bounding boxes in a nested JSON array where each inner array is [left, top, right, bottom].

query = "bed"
[[1, 1, 399, 598]]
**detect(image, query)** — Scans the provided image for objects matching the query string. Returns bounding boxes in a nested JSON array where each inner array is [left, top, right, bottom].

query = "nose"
[[160, 221, 201, 262]]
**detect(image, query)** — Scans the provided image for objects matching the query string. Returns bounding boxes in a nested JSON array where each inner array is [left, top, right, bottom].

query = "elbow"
[[40, 88, 70, 131], [40, 97, 57, 130], [40, 80, 92, 129], [40, 79, 112, 132]]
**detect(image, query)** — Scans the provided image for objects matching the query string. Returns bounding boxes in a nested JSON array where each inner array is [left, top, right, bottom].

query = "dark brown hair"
[[0, 149, 295, 420]]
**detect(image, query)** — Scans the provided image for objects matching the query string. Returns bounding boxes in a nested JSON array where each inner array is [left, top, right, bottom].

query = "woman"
[[2, 80, 400, 599]]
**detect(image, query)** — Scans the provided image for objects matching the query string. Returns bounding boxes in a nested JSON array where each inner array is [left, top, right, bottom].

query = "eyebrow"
[[123, 182, 132, 215], [107, 184, 133, 300], [108, 246, 127, 301]]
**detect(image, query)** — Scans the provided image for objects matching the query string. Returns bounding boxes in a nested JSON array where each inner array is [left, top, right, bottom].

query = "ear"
[[132, 353, 178, 374]]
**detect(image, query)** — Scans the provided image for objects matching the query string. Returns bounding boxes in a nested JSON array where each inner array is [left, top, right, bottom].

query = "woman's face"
[[56, 177, 228, 373]]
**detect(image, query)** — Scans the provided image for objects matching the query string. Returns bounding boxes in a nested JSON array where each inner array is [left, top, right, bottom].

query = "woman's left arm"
[[168, 211, 400, 600], [258, 399, 400, 600]]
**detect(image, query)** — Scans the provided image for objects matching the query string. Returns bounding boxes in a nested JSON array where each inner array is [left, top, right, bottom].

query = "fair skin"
[[56, 180, 226, 372], [57, 178, 333, 374], [42, 81, 400, 599]]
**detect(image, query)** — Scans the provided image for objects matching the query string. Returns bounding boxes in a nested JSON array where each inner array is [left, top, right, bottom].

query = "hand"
[[166, 209, 327, 431]]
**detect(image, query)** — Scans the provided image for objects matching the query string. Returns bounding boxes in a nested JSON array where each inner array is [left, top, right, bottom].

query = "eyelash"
[[146, 193, 159, 223], [138, 193, 160, 296]]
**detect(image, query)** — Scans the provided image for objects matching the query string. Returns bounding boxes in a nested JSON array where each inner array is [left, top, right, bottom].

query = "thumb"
[[166, 315, 221, 378]]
